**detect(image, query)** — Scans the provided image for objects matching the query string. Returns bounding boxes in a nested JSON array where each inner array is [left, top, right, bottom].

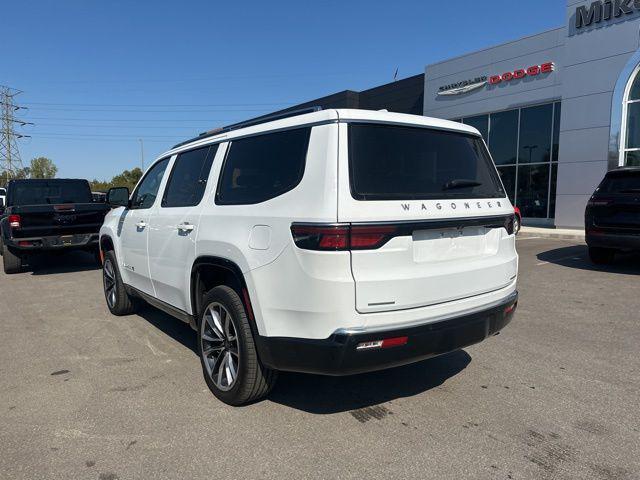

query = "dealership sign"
[[575, 0, 640, 29], [437, 62, 555, 96], [438, 76, 487, 96]]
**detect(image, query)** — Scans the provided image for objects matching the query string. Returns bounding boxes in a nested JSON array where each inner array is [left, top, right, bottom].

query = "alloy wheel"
[[103, 258, 117, 308], [200, 302, 240, 391]]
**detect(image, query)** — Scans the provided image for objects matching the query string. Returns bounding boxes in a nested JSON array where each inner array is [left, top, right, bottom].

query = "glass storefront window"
[[552, 102, 561, 161], [489, 109, 518, 166], [625, 151, 640, 166], [463, 115, 489, 141], [519, 104, 553, 164], [517, 164, 550, 218], [629, 72, 640, 101], [457, 101, 560, 220], [497, 166, 516, 204], [549, 163, 558, 218], [626, 102, 640, 149]]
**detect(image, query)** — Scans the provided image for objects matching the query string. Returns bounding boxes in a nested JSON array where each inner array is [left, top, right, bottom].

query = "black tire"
[[2, 243, 23, 274], [513, 215, 521, 235], [102, 250, 139, 315], [198, 285, 277, 406], [589, 246, 616, 265]]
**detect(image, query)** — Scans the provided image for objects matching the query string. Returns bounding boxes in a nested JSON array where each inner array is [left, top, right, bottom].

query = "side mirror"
[[107, 187, 130, 208]]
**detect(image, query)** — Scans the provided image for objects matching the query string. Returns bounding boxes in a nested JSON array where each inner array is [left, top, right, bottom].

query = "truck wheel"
[[588, 246, 615, 265], [198, 286, 277, 406], [2, 244, 23, 274], [102, 250, 138, 315]]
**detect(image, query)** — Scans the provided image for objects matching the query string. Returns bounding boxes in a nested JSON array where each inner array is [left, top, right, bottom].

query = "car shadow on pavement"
[[28, 251, 101, 275], [136, 306, 198, 353], [132, 304, 471, 413], [268, 350, 471, 414], [536, 245, 640, 274]]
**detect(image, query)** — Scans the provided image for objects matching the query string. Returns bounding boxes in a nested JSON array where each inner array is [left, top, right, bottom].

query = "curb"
[[518, 228, 585, 242]]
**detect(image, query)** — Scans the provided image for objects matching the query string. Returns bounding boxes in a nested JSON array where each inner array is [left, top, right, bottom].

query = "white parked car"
[[99, 108, 518, 405]]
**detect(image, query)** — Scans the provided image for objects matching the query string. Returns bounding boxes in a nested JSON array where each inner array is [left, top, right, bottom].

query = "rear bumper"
[[5, 233, 99, 252], [586, 231, 640, 250], [255, 291, 518, 376]]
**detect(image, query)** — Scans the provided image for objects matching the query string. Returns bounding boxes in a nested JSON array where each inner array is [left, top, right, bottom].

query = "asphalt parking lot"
[[1, 238, 639, 480]]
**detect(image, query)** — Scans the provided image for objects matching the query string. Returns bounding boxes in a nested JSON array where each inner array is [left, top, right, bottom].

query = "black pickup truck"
[[0, 179, 110, 274]]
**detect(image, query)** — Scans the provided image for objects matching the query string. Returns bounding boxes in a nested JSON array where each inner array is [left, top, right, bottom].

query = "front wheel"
[[198, 286, 277, 406], [588, 246, 616, 265], [102, 250, 139, 315]]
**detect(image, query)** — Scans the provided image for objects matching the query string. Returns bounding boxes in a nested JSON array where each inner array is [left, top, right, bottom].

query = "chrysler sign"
[[438, 62, 555, 96], [575, 0, 640, 29]]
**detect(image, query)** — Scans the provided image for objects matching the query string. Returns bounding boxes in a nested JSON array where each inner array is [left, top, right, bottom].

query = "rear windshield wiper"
[[443, 179, 483, 190], [619, 188, 640, 193]]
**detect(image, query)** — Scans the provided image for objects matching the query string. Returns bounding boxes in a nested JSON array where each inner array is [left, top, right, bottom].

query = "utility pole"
[[139, 138, 144, 171], [0, 86, 32, 185]]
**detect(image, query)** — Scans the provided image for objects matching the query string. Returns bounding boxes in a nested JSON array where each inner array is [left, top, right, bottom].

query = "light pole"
[[139, 139, 144, 170]]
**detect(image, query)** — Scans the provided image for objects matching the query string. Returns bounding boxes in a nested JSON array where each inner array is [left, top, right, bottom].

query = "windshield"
[[10, 180, 92, 205], [599, 172, 640, 193], [348, 123, 505, 200]]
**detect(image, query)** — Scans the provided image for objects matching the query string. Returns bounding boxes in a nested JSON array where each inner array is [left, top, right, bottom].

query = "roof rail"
[[171, 106, 323, 149]]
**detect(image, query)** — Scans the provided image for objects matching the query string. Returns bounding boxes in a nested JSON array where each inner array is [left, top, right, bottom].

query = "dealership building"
[[280, 1, 640, 228]]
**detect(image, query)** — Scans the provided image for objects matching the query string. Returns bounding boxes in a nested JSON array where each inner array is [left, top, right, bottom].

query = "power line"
[[1, 86, 31, 182], [25, 107, 275, 113], [23, 102, 294, 107]]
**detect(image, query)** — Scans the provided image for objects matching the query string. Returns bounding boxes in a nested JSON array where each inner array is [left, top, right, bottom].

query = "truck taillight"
[[8, 214, 21, 229], [291, 224, 398, 251]]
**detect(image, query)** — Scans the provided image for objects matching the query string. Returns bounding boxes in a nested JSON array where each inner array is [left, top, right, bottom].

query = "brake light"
[[291, 224, 398, 251], [350, 225, 398, 250], [8, 214, 21, 229], [291, 225, 350, 251]]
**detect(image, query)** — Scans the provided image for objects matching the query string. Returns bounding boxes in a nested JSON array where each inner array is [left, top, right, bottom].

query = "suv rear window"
[[216, 127, 311, 205], [9, 180, 92, 205], [348, 124, 505, 200], [599, 171, 640, 193]]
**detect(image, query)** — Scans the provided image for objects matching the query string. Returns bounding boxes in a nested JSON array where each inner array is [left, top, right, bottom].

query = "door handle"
[[177, 223, 195, 232], [136, 221, 147, 229]]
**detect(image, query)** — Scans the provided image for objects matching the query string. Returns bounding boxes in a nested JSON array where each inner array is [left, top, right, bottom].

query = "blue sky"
[[4, 0, 566, 180]]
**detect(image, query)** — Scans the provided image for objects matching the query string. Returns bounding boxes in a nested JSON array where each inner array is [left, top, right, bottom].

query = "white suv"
[[99, 108, 518, 405]]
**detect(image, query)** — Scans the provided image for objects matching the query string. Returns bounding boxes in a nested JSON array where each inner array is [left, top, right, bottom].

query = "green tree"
[[29, 157, 58, 179], [89, 167, 143, 192]]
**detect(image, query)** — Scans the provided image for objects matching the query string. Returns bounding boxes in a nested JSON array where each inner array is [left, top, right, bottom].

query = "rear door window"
[[162, 145, 218, 208], [216, 127, 311, 205], [348, 123, 505, 200]]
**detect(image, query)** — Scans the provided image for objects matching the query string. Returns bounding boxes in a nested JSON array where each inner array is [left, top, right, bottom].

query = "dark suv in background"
[[585, 168, 640, 264]]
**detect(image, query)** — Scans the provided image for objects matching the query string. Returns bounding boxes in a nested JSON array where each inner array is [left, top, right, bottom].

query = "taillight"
[[291, 225, 350, 251], [291, 224, 398, 251], [350, 225, 398, 250], [8, 214, 21, 229]]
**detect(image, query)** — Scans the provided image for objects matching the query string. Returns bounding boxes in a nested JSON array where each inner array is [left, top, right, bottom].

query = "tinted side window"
[[216, 128, 311, 205], [162, 145, 217, 208], [131, 158, 170, 209]]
